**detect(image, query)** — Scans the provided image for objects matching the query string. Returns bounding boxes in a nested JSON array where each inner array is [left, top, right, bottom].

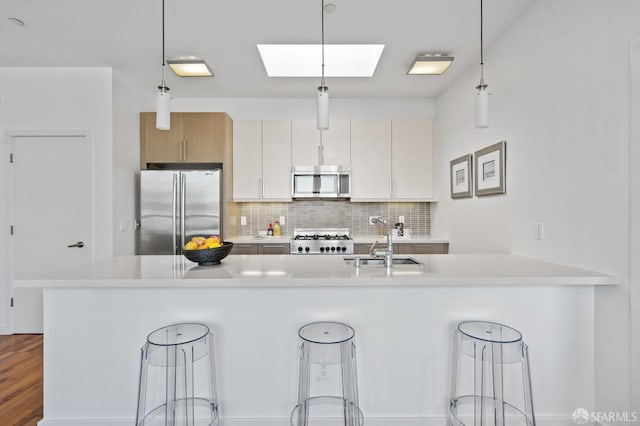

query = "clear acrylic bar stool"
[[449, 321, 535, 426], [291, 321, 364, 426], [135, 323, 219, 426]]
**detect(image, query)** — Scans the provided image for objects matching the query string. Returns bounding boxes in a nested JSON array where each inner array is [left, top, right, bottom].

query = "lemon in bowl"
[[183, 236, 234, 266]]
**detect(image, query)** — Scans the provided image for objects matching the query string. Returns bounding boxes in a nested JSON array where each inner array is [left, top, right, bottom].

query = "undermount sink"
[[343, 257, 422, 266]]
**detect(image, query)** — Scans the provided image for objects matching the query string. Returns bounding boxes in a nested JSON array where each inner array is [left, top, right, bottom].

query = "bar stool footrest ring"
[[290, 395, 364, 426], [137, 397, 218, 426], [449, 395, 534, 426]]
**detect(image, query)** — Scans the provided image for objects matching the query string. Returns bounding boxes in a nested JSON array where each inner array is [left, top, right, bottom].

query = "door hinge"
[[10, 225, 13, 235], [9, 153, 13, 163], [10, 297, 14, 307]]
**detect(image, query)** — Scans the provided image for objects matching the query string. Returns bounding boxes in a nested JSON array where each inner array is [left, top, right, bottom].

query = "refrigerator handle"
[[172, 173, 178, 254], [180, 173, 186, 251]]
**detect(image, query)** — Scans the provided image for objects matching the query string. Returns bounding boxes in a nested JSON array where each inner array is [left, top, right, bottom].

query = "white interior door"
[[11, 134, 93, 333]]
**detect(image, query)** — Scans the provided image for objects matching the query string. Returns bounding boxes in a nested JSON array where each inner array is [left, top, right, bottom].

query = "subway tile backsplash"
[[236, 201, 431, 237]]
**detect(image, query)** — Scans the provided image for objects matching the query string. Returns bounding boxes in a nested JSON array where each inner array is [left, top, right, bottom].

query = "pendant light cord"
[[478, 0, 486, 88], [162, 0, 165, 67], [159, 0, 168, 91], [320, 0, 326, 89]]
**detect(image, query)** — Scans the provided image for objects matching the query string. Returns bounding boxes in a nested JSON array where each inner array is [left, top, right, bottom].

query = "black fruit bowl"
[[183, 242, 234, 266]]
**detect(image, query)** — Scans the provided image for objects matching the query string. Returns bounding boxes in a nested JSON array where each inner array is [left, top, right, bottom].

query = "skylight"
[[257, 44, 385, 77]]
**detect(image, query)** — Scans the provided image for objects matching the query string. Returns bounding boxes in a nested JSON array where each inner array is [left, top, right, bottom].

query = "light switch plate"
[[279, 216, 286, 225], [399, 216, 405, 224]]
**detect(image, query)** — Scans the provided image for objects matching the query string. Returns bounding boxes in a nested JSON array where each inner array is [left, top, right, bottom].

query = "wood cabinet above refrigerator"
[[140, 112, 232, 169]]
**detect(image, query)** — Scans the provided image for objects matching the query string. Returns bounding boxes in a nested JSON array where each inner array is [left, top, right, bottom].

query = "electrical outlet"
[[240, 216, 247, 226], [399, 215, 405, 224], [535, 223, 544, 240], [279, 216, 286, 225], [369, 216, 376, 225]]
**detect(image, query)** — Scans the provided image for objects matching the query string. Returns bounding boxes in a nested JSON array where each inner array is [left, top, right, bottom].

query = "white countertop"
[[15, 253, 619, 288], [228, 235, 450, 244]]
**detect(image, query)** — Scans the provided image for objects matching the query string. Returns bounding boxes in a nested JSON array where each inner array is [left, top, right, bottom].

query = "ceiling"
[[0, 0, 535, 99]]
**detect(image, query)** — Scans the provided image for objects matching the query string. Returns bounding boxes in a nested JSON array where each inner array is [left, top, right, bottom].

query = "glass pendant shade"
[[156, 90, 171, 130], [476, 88, 489, 128], [317, 88, 329, 130]]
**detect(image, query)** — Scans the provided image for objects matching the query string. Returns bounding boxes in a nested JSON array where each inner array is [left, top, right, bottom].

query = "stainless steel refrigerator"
[[140, 169, 221, 254]]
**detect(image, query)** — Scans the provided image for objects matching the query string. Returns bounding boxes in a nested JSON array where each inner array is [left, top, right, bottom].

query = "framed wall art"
[[475, 141, 506, 196], [450, 153, 473, 199]]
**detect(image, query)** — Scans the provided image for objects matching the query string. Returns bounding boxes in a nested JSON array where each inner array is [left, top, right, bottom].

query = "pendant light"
[[316, 0, 329, 130], [156, 0, 171, 130], [475, 0, 489, 128]]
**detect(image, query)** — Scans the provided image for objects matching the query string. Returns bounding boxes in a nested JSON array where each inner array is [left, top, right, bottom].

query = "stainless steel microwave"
[[291, 166, 351, 198]]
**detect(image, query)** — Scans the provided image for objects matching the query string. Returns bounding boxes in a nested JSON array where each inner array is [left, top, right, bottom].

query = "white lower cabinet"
[[233, 119, 292, 201]]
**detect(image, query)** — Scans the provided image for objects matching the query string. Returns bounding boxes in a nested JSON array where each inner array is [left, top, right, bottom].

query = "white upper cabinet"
[[233, 120, 262, 200], [236, 118, 435, 202], [350, 119, 436, 202], [320, 120, 351, 165], [233, 119, 292, 201], [391, 120, 435, 200], [350, 120, 392, 201], [262, 120, 292, 200], [291, 120, 350, 166], [291, 120, 320, 165]]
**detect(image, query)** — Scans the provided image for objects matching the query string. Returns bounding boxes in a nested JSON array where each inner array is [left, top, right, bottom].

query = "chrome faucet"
[[369, 217, 393, 267]]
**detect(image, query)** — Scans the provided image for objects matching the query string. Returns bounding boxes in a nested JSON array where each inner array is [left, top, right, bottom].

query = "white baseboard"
[[38, 415, 571, 426]]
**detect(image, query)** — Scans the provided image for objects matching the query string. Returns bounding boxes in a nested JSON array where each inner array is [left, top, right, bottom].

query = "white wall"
[[630, 38, 640, 412], [0, 67, 113, 333], [435, 0, 639, 416], [111, 94, 436, 255]]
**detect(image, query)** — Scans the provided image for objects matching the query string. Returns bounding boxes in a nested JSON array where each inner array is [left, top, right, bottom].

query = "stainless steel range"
[[290, 228, 354, 254]]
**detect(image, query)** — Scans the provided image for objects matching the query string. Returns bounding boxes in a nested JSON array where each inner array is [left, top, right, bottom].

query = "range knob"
[[305, 247, 310, 252], [330, 246, 336, 252], [320, 247, 325, 252], [341, 246, 347, 252], [298, 246, 303, 252]]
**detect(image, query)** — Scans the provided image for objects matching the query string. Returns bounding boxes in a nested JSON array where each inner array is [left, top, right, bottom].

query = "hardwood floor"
[[0, 334, 43, 426]]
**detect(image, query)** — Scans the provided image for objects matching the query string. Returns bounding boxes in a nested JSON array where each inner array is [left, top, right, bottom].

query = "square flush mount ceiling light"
[[407, 54, 454, 75], [257, 44, 385, 77], [167, 57, 214, 77]]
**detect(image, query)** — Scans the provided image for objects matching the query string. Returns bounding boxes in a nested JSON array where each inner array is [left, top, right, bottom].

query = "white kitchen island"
[[16, 254, 618, 426]]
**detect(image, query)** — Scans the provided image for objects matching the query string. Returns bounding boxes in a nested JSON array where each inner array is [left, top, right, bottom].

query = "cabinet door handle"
[[258, 177, 263, 198], [264, 244, 285, 248], [184, 139, 188, 160]]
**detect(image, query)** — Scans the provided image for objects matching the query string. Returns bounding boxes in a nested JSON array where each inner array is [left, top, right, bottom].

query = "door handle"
[[67, 241, 85, 248]]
